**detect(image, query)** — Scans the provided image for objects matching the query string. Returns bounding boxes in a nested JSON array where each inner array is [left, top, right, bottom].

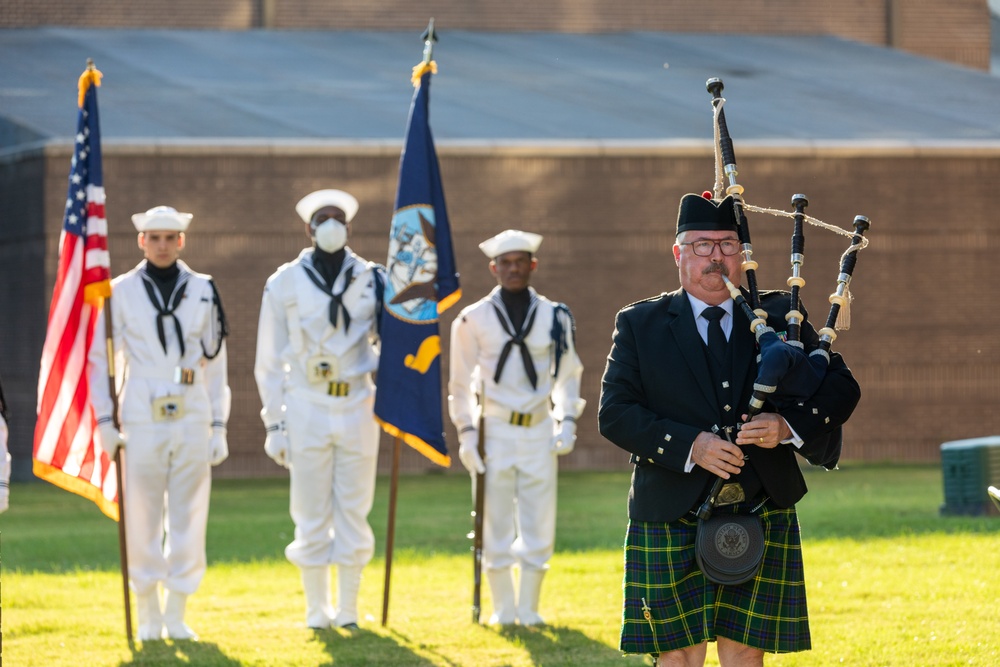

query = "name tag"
[[152, 396, 185, 422], [307, 355, 340, 384]]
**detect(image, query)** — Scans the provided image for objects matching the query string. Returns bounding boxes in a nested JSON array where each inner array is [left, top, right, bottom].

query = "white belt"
[[128, 365, 202, 385], [483, 402, 550, 428]]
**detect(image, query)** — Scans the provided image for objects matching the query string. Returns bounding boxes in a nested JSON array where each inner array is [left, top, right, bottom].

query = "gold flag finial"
[[78, 58, 103, 108], [411, 19, 439, 87]]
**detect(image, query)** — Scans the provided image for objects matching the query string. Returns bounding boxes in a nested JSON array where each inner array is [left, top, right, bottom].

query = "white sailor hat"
[[479, 229, 543, 259], [295, 189, 359, 224], [131, 206, 193, 233]]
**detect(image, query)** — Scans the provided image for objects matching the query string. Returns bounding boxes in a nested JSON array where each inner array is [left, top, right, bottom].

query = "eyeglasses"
[[679, 239, 741, 257]]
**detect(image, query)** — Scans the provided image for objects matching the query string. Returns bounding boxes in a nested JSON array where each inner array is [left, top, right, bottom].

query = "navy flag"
[[374, 59, 460, 467]]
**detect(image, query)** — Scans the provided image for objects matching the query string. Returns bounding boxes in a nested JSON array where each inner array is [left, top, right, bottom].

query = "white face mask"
[[313, 220, 347, 253]]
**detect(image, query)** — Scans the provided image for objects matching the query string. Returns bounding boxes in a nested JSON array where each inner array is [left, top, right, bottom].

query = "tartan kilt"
[[620, 498, 811, 655]]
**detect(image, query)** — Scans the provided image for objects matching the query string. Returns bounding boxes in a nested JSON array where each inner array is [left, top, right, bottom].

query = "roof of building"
[[3, 27, 1000, 150]]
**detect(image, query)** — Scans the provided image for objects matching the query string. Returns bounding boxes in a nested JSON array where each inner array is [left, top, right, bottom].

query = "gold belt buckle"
[[509, 411, 533, 427], [173, 367, 196, 385], [327, 381, 350, 397], [152, 395, 185, 422], [717, 483, 746, 507]]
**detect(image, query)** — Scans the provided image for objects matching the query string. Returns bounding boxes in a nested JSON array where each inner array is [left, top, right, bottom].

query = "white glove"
[[264, 427, 290, 469], [0, 419, 8, 513], [0, 452, 9, 514], [97, 421, 125, 457], [457, 429, 485, 475], [551, 420, 577, 456], [209, 427, 229, 466]]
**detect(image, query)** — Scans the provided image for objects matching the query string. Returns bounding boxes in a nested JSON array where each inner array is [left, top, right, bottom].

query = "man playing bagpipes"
[[598, 189, 862, 665]]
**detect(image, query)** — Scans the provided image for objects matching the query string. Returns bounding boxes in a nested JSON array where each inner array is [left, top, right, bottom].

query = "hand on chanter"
[[691, 431, 745, 479], [736, 413, 791, 449]]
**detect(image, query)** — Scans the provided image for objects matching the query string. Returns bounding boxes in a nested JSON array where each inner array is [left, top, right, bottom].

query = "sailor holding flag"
[[89, 205, 230, 641]]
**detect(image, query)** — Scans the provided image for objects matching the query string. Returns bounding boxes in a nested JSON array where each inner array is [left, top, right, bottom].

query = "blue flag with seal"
[[374, 59, 460, 467]]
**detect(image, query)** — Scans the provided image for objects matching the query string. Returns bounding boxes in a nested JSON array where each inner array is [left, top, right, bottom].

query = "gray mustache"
[[703, 264, 729, 276]]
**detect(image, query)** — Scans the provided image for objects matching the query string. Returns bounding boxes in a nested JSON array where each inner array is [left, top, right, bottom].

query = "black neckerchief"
[[141, 262, 188, 356], [313, 246, 345, 289], [500, 287, 530, 332], [302, 250, 354, 331], [144, 261, 179, 305], [492, 288, 539, 389]]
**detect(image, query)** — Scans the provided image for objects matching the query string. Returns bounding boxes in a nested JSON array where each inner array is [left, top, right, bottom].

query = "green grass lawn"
[[2, 464, 999, 666]]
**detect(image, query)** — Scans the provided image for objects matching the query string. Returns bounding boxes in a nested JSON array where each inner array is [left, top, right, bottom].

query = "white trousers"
[[284, 394, 380, 568], [480, 420, 557, 572], [123, 419, 212, 596]]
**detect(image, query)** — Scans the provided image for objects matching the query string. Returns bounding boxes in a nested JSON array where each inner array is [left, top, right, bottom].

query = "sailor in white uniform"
[[90, 205, 230, 642], [254, 189, 385, 630], [448, 229, 585, 626]]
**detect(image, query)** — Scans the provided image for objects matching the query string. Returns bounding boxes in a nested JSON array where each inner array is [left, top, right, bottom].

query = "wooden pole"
[[380, 436, 402, 626], [471, 398, 486, 623], [104, 299, 132, 641], [114, 447, 132, 641]]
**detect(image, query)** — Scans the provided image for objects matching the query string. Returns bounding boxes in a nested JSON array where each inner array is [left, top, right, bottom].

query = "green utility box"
[[940, 436, 1000, 516]]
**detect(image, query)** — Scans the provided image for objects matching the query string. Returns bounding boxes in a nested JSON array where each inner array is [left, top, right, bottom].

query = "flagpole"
[[381, 436, 402, 626], [86, 57, 131, 643], [379, 17, 441, 629], [88, 55, 132, 642], [104, 294, 132, 642]]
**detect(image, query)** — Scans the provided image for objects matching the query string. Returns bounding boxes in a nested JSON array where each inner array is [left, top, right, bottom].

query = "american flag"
[[32, 64, 118, 520]]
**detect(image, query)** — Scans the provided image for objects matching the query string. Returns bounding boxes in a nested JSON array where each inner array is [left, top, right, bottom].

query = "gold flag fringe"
[[411, 60, 437, 87]]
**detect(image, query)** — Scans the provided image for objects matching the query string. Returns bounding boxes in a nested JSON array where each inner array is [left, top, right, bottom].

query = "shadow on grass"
[[496, 622, 644, 665], [310, 625, 440, 667], [119, 638, 242, 666]]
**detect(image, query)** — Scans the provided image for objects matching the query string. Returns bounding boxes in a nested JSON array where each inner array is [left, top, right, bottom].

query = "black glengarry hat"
[[676, 193, 737, 236]]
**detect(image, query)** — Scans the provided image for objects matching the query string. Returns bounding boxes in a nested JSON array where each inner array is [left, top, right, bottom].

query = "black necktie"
[[702, 306, 728, 370]]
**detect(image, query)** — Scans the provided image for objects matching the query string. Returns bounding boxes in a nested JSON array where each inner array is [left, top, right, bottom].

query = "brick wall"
[[0, 151, 48, 481], [890, 0, 991, 69], [273, 0, 889, 42], [1, 0, 255, 29], [0, 0, 990, 70], [5, 142, 999, 478]]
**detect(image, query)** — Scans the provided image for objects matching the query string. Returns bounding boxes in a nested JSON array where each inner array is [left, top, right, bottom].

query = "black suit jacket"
[[598, 288, 861, 523]]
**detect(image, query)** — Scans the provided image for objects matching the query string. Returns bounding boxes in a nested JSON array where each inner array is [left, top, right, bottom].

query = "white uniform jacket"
[[449, 286, 585, 440], [255, 247, 383, 424], [89, 260, 231, 429]]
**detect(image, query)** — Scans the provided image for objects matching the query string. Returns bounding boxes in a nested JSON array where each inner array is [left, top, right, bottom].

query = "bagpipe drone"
[[696, 78, 870, 521]]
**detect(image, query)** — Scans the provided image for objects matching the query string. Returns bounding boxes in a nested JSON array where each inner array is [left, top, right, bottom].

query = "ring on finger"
[[758, 437, 764, 444]]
